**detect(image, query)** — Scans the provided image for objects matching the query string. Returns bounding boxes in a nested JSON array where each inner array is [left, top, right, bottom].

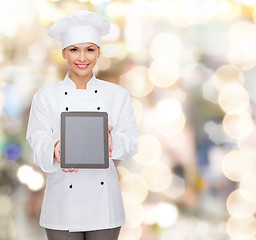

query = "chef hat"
[[48, 10, 110, 49]]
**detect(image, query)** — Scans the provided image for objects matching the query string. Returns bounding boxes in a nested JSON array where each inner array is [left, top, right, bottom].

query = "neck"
[[69, 72, 93, 89]]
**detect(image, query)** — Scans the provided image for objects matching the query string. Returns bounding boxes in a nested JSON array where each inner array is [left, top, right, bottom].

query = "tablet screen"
[[60, 112, 109, 168]]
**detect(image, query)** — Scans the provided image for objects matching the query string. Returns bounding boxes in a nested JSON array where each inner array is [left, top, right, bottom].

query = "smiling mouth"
[[75, 64, 89, 69]]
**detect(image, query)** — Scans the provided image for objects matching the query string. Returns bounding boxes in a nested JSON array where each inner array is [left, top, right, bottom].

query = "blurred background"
[[1, 0, 256, 239]]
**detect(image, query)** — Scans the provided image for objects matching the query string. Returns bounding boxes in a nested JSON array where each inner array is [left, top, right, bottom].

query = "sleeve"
[[26, 91, 60, 173], [111, 91, 139, 160]]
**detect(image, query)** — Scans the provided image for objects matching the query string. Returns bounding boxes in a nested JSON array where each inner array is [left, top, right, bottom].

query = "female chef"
[[26, 10, 139, 240]]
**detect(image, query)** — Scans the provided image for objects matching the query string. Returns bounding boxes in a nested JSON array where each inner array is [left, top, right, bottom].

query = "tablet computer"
[[60, 112, 109, 169]]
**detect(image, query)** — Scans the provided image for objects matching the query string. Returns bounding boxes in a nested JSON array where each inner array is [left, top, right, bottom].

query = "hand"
[[108, 125, 113, 158], [62, 168, 78, 173], [54, 140, 61, 163], [54, 140, 78, 173]]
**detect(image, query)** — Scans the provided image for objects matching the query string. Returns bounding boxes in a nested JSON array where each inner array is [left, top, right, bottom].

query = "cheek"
[[89, 54, 99, 63], [66, 54, 76, 63]]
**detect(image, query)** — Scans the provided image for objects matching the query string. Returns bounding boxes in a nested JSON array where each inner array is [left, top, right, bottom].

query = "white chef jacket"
[[26, 72, 139, 231]]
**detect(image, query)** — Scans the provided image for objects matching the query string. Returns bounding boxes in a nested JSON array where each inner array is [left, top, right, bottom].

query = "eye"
[[70, 48, 78, 52], [87, 48, 95, 52]]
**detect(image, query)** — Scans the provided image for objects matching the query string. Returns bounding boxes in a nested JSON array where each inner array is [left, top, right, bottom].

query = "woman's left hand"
[[54, 140, 78, 173], [108, 125, 113, 158], [63, 168, 78, 173]]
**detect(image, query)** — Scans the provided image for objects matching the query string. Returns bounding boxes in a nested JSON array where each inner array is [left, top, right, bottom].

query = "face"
[[62, 42, 100, 80]]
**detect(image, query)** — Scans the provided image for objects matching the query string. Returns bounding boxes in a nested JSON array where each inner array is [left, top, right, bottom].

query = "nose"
[[79, 51, 86, 62]]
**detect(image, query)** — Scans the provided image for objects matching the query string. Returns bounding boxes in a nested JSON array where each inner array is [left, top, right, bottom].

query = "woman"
[[26, 10, 139, 240]]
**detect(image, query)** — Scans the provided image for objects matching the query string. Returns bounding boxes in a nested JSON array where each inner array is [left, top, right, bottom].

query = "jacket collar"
[[63, 71, 96, 90]]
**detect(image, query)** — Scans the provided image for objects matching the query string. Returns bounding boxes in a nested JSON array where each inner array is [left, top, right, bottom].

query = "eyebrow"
[[69, 45, 96, 49]]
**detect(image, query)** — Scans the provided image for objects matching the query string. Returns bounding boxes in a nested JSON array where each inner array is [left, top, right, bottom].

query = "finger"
[[56, 154, 60, 163], [54, 142, 61, 163], [63, 169, 68, 172], [108, 125, 113, 132], [109, 137, 112, 150], [109, 135, 113, 158], [55, 151, 60, 163]]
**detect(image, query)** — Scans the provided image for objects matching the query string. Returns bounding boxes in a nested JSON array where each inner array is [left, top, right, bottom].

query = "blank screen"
[[64, 116, 105, 164]]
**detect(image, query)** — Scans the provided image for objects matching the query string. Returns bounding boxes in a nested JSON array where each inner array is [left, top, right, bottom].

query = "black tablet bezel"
[[60, 111, 109, 169]]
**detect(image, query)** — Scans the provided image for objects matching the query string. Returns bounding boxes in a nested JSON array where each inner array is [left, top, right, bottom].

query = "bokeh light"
[[0, 0, 35, 37], [124, 203, 144, 228], [3, 83, 23, 118], [167, 0, 202, 27], [226, 214, 256, 238], [142, 162, 172, 192], [160, 230, 186, 240], [0, 195, 16, 240], [218, 83, 249, 113], [143, 202, 179, 228], [101, 23, 120, 42], [5, 144, 21, 161], [239, 172, 256, 204], [120, 173, 148, 204], [230, 235, 256, 240], [124, 16, 148, 54], [133, 134, 161, 166], [214, 0, 241, 20], [149, 58, 180, 88], [228, 21, 256, 70], [120, 66, 154, 98], [116, 166, 130, 180], [223, 112, 254, 139], [202, 77, 219, 104], [226, 189, 256, 217], [35, 2, 65, 25], [0, 85, 6, 98], [119, 225, 142, 240], [222, 150, 253, 182], [235, 0, 256, 7], [101, 43, 127, 59], [106, 2, 126, 19], [156, 98, 183, 124], [96, 56, 112, 71], [149, 33, 183, 61], [162, 173, 186, 200], [155, 202, 179, 228], [130, 97, 143, 124], [237, 126, 256, 156], [28, 42, 47, 62], [17, 165, 45, 191], [213, 64, 244, 91], [154, 98, 186, 137]]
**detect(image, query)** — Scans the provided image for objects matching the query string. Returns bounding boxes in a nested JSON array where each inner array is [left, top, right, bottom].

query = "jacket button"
[[95, 90, 98, 93], [66, 107, 69, 111], [97, 107, 100, 110], [101, 182, 104, 185], [69, 185, 72, 188], [65, 92, 68, 95]]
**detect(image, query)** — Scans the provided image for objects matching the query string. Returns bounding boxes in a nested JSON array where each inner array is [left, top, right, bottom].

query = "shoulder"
[[34, 81, 64, 99]]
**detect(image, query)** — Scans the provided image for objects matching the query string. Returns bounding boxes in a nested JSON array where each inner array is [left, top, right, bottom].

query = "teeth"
[[77, 64, 88, 68]]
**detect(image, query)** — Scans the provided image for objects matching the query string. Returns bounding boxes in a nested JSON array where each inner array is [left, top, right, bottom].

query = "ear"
[[62, 49, 67, 59], [97, 47, 101, 59]]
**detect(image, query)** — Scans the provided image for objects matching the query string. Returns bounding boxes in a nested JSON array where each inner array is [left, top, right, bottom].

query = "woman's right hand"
[[54, 140, 78, 173], [54, 140, 61, 163]]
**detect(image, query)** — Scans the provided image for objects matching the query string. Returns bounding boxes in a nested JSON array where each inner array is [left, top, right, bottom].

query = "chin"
[[72, 70, 92, 77]]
